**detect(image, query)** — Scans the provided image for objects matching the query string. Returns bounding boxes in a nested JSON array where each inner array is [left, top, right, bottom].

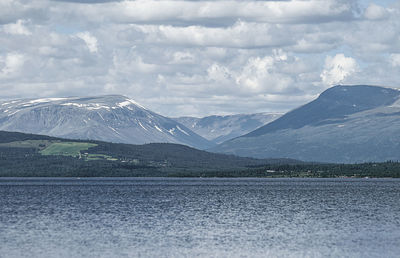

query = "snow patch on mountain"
[[138, 121, 148, 131], [176, 125, 189, 136], [154, 125, 163, 132], [117, 99, 147, 110], [29, 98, 67, 104]]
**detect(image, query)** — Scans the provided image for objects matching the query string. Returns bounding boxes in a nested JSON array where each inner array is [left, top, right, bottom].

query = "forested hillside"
[[0, 131, 292, 177], [1, 130, 399, 178]]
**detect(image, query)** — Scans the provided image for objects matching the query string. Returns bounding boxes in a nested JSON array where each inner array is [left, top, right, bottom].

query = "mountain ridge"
[[245, 85, 400, 137], [0, 95, 213, 149], [212, 85, 400, 163]]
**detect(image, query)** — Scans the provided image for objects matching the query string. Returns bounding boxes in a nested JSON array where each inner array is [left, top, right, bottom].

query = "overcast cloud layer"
[[1, 0, 400, 116]]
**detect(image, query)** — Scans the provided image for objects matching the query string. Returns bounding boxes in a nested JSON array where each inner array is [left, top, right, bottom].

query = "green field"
[[0, 138, 118, 161], [86, 153, 118, 161], [40, 142, 97, 157]]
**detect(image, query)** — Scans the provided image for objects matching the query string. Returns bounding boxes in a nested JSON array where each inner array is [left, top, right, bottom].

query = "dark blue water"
[[0, 178, 399, 257]]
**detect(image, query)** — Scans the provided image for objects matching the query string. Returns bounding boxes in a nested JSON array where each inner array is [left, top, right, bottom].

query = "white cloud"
[[364, 3, 388, 20], [76, 32, 98, 53], [0, 0, 48, 25], [110, 50, 158, 75], [321, 54, 358, 85], [0, 53, 26, 78], [1, 0, 400, 117], [390, 54, 400, 67], [290, 31, 339, 53], [77, 0, 354, 25], [201, 50, 314, 97], [137, 21, 293, 48], [207, 63, 232, 84], [170, 51, 195, 64], [235, 55, 293, 94], [3, 19, 31, 35]]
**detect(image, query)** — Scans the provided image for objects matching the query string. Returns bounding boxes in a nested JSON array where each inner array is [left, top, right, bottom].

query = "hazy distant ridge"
[[174, 113, 281, 144]]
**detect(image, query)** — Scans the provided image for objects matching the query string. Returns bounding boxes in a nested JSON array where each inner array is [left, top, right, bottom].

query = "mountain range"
[[174, 113, 281, 144], [2, 85, 400, 163], [0, 95, 279, 150], [212, 85, 400, 163], [0, 95, 212, 149]]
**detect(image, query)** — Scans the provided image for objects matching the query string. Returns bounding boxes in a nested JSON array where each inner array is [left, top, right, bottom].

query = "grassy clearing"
[[40, 142, 97, 157], [86, 153, 118, 161]]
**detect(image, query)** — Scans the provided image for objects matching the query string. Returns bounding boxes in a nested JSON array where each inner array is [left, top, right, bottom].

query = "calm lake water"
[[0, 178, 399, 258]]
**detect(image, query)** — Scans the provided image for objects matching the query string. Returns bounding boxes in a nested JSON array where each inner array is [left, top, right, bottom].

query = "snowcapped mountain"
[[0, 95, 213, 149], [174, 113, 281, 144], [212, 85, 400, 163]]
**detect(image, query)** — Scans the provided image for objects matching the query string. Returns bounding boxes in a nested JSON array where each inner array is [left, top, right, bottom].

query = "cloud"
[[74, 0, 355, 26], [364, 3, 388, 20], [110, 50, 158, 75], [137, 21, 294, 48], [0, 0, 48, 25], [173, 49, 319, 99], [76, 32, 98, 53], [235, 53, 293, 94], [3, 19, 31, 35], [52, 0, 121, 3], [321, 54, 358, 85], [390, 54, 400, 67], [0, 53, 26, 79], [1, 0, 400, 117], [170, 51, 195, 64], [0, 0, 26, 24]]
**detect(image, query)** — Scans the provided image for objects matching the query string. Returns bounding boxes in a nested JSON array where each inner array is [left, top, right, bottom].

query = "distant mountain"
[[0, 95, 213, 149], [174, 113, 281, 144], [212, 85, 400, 163]]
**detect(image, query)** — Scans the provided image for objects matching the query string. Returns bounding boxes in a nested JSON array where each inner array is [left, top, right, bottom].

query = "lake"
[[0, 178, 399, 257]]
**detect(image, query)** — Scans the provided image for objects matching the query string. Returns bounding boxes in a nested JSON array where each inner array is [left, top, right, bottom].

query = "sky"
[[1, 0, 400, 117]]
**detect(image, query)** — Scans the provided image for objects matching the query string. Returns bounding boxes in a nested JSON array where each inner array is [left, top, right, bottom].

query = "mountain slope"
[[174, 113, 281, 144], [0, 95, 213, 149], [212, 85, 400, 163]]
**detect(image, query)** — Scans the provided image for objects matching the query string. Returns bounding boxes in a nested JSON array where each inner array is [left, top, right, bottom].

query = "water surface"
[[1, 178, 399, 257]]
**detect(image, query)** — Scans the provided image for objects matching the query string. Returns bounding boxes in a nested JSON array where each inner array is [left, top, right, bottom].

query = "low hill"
[[0, 130, 296, 177], [2, 130, 400, 178]]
